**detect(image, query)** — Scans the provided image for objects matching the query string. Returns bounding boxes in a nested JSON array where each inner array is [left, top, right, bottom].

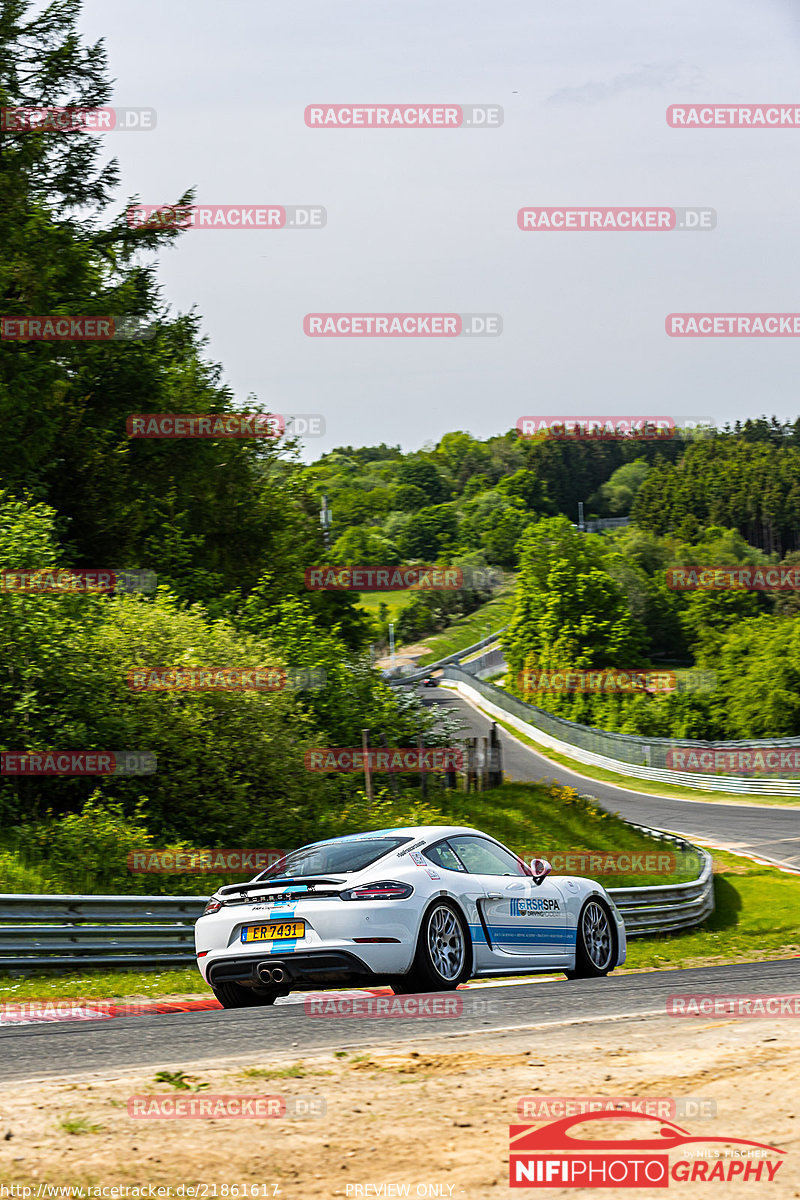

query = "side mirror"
[[530, 858, 552, 886]]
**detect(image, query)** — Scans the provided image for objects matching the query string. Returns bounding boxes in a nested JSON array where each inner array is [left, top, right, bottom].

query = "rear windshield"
[[256, 837, 412, 879]]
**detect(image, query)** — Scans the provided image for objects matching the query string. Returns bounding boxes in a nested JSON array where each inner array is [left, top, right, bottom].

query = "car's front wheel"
[[391, 900, 471, 994], [211, 982, 285, 1009], [565, 899, 616, 979]]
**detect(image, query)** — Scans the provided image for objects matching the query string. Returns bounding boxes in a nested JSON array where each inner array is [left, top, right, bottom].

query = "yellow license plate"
[[241, 920, 305, 943]]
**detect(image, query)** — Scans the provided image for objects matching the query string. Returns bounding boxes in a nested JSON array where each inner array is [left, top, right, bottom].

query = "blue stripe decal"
[[487, 924, 577, 945]]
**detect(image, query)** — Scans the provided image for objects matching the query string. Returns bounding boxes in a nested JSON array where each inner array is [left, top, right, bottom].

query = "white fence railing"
[[443, 669, 800, 795]]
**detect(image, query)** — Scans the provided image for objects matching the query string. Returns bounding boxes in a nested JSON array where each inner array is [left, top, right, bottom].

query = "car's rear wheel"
[[391, 900, 470, 994], [211, 981, 284, 1008], [565, 899, 615, 979]]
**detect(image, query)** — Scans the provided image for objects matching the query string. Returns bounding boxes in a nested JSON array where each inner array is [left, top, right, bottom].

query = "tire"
[[391, 900, 471, 994], [211, 981, 282, 1009], [565, 899, 616, 979]]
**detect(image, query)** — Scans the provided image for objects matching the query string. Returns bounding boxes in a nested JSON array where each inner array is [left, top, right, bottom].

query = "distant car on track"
[[422, 675, 439, 687], [195, 825, 627, 1008]]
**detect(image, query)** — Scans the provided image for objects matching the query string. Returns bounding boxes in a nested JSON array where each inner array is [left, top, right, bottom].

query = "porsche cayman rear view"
[[194, 825, 626, 1007]]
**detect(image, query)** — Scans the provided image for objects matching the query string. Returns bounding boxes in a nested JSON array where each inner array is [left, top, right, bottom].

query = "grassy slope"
[[354, 592, 409, 621], [436, 782, 700, 887], [414, 589, 514, 666]]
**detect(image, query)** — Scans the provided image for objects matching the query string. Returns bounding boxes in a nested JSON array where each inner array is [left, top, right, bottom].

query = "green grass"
[[0, 834, 271, 897], [58, 1116, 104, 1135], [0, 846, 55, 893], [239, 1064, 333, 1079], [414, 588, 515, 665], [622, 854, 800, 971], [0, 966, 204, 1001], [153, 1069, 209, 1091], [355, 592, 410, 621], [437, 782, 701, 887]]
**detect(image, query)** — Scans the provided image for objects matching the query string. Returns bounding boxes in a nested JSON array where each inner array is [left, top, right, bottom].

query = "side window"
[[447, 836, 526, 876], [424, 841, 466, 872]]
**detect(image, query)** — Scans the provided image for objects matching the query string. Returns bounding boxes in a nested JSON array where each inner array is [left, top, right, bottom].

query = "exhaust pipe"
[[271, 967, 285, 983], [257, 964, 274, 984]]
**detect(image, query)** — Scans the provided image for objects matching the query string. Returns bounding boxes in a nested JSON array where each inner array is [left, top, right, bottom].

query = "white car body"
[[195, 825, 626, 998]]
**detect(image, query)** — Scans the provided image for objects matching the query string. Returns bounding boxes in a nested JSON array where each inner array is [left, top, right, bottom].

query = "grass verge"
[[0, 967, 204, 1003], [414, 588, 514, 666], [436, 782, 700, 886], [623, 850, 800, 971]]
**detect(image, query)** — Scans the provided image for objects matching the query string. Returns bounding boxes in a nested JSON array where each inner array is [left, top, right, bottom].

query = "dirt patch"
[[0, 1014, 797, 1197], [350, 1050, 532, 1074]]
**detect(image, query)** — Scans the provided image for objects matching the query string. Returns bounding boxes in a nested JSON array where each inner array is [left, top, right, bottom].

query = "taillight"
[[341, 881, 414, 901], [202, 898, 223, 915]]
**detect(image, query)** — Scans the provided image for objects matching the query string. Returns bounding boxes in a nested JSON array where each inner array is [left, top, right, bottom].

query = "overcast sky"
[[80, 0, 800, 459]]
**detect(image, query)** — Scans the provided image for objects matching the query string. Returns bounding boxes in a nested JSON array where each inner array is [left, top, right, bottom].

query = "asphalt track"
[[423, 687, 800, 871], [1, 960, 798, 1082]]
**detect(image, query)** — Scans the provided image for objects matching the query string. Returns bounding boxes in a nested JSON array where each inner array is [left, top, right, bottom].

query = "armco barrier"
[[603, 822, 714, 935], [0, 894, 205, 970], [384, 627, 508, 686], [443, 666, 800, 795], [0, 833, 713, 971]]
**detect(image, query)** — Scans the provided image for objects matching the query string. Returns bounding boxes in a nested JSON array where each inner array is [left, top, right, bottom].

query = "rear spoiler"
[[217, 877, 342, 896]]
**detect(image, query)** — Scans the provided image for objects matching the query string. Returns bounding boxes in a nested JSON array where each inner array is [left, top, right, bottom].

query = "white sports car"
[[194, 825, 627, 1008]]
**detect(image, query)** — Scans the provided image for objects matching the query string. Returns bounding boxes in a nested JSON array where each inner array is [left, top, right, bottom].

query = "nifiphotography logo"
[[509, 1111, 786, 1187]]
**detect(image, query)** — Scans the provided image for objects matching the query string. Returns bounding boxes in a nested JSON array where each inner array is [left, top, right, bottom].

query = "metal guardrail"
[[384, 626, 508, 686], [443, 667, 800, 794], [0, 894, 205, 970], [0, 828, 714, 970], [603, 821, 715, 935]]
